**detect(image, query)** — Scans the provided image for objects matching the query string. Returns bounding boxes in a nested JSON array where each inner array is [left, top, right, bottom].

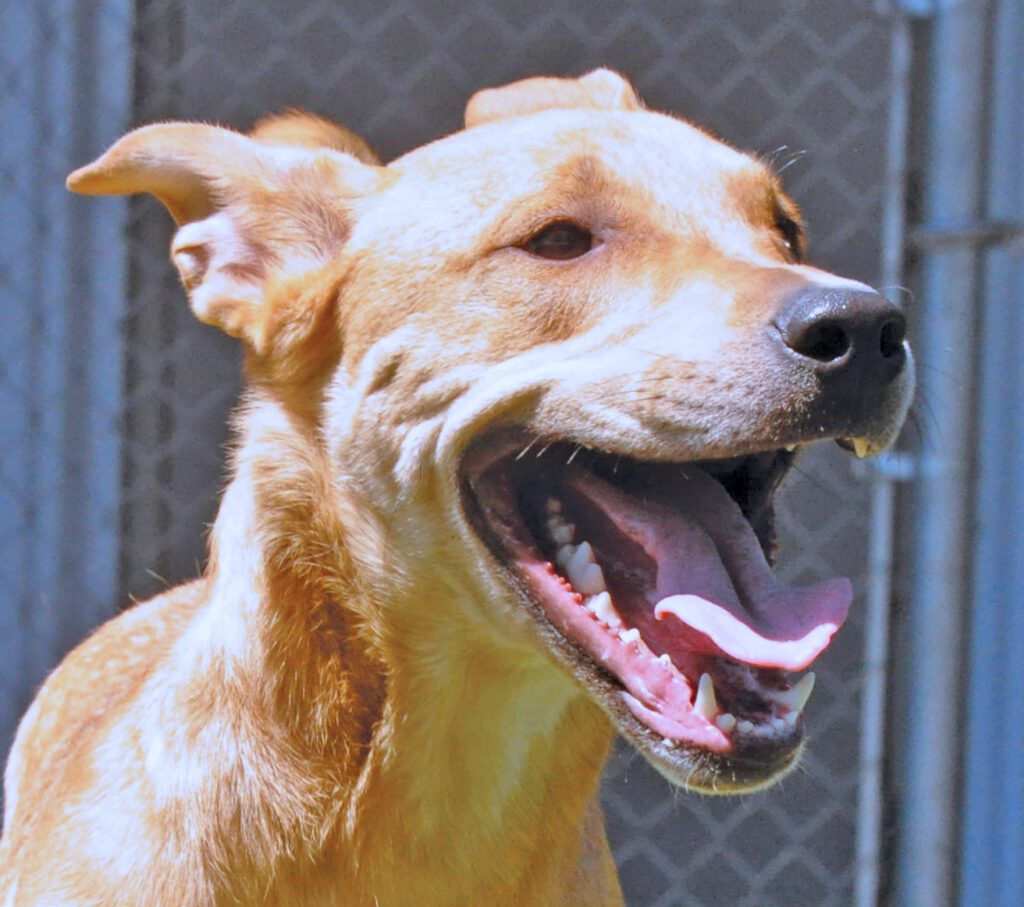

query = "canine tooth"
[[555, 544, 575, 569], [784, 711, 799, 727], [587, 591, 621, 627], [693, 673, 718, 720], [716, 713, 737, 732], [853, 437, 870, 459], [785, 443, 797, 452], [738, 720, 755, 734], [774, 672, 815, 713], [550, 522, 575, 545], [618, 628, 641, 645], [772, 717, 787, 731], [657, 653, 672, 666], [546, 498, 562, 513], [567, 541, 596, 576], [662, 737, 676, 748], [573, 562, 606, 595]]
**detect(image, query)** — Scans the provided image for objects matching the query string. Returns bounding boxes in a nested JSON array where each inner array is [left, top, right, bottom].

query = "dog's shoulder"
[[2, 582, 204, 838]]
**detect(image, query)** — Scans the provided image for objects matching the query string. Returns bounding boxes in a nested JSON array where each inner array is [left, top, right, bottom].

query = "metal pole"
[[894, 1, 990, 904], [854, 10, 913, 907], [959, 0, 1024, 902]]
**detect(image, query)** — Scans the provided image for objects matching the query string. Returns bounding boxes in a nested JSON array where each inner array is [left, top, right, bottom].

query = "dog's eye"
[[523, 221, 594, 260], [775, 213, 805, 263]]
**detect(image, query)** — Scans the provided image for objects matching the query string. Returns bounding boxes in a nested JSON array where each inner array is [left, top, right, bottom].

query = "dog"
[[0, 69, 913, 905]]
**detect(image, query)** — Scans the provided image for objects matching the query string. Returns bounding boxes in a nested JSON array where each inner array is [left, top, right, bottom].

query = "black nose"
[[774, 287, 907, 385]]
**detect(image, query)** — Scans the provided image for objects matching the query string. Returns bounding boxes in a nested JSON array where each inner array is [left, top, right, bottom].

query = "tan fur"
[[0, 70, 912, 905]]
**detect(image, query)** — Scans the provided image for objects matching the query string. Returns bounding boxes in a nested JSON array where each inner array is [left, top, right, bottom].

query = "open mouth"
[[462, 438, 853, 791]]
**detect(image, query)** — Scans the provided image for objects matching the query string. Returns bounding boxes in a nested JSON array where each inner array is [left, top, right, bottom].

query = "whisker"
[[788, 462, 835, 497], [777, 150, 809, 174], [515, 437, 539, 461], [877, 284, 916, 305]]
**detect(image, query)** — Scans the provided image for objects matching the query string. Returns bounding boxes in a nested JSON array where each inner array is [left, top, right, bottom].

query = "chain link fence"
[[3, 1, 897, 903]]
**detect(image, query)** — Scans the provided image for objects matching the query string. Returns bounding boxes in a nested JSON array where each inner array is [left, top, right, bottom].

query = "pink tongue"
[[572, 467, 851, 671]]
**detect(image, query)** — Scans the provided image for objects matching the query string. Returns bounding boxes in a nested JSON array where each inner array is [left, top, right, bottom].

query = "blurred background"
[[1, 1, 1021, 904]]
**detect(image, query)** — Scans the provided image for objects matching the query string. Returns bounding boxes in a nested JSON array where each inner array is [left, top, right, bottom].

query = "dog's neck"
[[195, 394, 619, 902]]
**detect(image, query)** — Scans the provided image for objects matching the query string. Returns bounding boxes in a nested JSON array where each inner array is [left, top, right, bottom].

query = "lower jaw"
[[540, 610, 807, 792]]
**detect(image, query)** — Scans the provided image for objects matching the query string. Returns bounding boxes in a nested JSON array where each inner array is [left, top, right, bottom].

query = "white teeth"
[[587, 591, 621, 627], [693, 673, 718, 720], [618, 628, 641, 645], [657, 653, 673, 666], [567, 542, 595, 576], [555, 539, 605, 594], [853, 437, 870, 458], [573, 562, 606, 595], [546, 510, 565, 527], [549, 522, 575, 545], [772, 717, 787, 731], [716, 713, 737, 732], [738, 719, 755, 734], [784, 711, 799, 727], [662, 737, 676, 748], [773, 672, 815, 714], [555, 544, 575, 570], [784, 443, 798, 452]]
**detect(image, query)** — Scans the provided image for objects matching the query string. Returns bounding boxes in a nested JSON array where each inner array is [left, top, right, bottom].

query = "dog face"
[[70, 71, 913, 793]]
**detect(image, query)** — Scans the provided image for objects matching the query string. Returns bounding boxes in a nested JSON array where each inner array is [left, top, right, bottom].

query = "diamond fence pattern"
[[119, 1, 893, 904]]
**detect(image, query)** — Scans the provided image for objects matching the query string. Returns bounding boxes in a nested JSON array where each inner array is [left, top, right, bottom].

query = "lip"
[[459, 434, 849, 792]]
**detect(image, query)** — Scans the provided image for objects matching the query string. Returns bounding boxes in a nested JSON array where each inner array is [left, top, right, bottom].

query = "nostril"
[[775, 288, 907, 379], [793, 321, 851, 363], [879, 317, 906, 359]]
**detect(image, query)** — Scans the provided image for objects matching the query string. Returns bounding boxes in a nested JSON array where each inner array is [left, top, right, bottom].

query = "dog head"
[[69, 70, 913, 793]]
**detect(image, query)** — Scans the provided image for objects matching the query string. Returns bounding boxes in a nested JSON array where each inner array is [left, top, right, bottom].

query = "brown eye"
[[523, 220, 594, 260], [774, 212, 804, 263]]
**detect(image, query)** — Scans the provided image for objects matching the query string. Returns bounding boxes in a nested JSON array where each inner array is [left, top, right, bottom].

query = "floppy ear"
[[67, 121, 382, 352], [464, 68, 643, 128]]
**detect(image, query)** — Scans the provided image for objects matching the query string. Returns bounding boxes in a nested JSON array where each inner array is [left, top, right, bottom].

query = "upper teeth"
[[548, 520, 575, 545], [853, 438, 870, 458], [566, 541, 595, 573], [555, 544, 575, 570], [551, 522, 630, 627], [573, 563, 606, 595], [560, 542, 609, 595]]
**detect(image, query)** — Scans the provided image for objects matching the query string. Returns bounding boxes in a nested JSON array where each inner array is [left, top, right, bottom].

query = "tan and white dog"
[[0, 70, 912, 905]]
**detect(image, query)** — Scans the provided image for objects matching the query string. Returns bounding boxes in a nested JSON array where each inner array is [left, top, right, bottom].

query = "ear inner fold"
[[67, 121, 380, 353]]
